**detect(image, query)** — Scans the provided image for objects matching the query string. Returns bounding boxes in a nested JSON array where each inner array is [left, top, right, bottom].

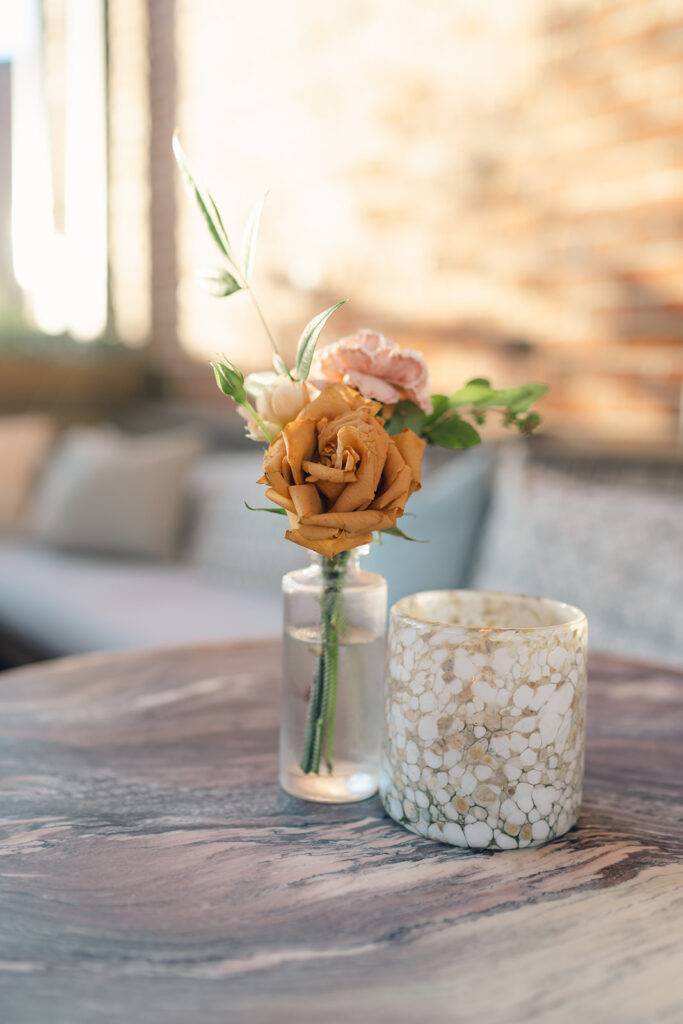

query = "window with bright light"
[[1, 0, 108, 341]]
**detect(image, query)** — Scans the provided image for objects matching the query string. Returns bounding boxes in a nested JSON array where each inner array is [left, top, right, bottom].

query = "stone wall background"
[[106, 0, 683, 445]]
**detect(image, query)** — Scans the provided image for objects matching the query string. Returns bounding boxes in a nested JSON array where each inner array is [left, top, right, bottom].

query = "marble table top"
[[0, 641, 681, 1024]]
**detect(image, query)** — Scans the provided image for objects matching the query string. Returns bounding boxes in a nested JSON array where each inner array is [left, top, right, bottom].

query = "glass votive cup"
[[380, 590, 588, 850]]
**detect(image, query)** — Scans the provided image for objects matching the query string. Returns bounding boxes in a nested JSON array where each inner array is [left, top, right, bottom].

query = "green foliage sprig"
[[174, 137, 548, 543], [385, 380, 547, 447], [173, 134, 344, 381]]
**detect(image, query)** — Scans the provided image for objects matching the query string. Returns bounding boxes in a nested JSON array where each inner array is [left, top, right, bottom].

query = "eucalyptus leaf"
[[385, 399, 427, 436], [380, 526, 427, 543], [295, 300, 347, 382], [245, 502, 287, 516], [427, 414, 481, 449], [197, 269, 242, 298], [272, 353, 290, 376], [173, 134, 237, 268], [241, 192, 268, 284], [206, 192, 234, 262]]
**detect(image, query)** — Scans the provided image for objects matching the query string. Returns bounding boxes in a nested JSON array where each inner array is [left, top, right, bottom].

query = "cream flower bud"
[[239, 375, 310, 442], [258, 377, 310, 427]]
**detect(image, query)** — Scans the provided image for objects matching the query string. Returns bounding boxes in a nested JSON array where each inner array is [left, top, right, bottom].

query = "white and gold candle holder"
[[380, 590, 588, 850]]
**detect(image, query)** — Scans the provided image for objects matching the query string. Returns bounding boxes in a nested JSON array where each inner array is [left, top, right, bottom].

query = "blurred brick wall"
[[108, 0, 683, 445]]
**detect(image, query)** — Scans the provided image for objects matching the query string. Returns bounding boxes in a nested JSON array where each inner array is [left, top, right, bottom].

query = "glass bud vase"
[[280, 546, 387, 803]]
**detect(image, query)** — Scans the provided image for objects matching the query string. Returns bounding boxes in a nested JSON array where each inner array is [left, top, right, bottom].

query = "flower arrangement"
[[174, 137, 547, 785]]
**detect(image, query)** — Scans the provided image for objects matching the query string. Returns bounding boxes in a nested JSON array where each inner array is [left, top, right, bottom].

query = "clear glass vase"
[[280, 546, 387, 803]]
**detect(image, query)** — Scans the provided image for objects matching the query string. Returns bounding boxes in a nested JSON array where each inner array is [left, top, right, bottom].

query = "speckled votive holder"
[[380, 590, 588, 850]]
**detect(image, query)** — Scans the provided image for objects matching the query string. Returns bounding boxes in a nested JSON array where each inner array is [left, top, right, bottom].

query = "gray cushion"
[[30, 427, 204, 558], [472, 446, 683, 666], [0, 541, 281, 656]]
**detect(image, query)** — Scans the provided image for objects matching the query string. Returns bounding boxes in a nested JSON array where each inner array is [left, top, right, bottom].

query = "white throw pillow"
[[30, 427, 204, 558]]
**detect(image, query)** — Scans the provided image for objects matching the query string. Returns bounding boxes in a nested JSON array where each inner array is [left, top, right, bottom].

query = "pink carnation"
[[310, 329, 433, 413]]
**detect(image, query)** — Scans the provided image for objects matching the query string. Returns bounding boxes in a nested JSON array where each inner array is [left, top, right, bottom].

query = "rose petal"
[[372, 463, 412, 511], [299, 384, 365, 423], [285, 528, 374, 558], [303, 510, 392, 532], [329, 423, 389, 514], [292, 523, 339, 540], [290, 483, 324, 519], [264, 487, 296, 512], [283, 418, 317, 486], [392, 429, 426, 493], [303, 461, 356, 483], [315, 480, 345, 504], [260, 435, 296, 496], [342, 369, 402, 406]]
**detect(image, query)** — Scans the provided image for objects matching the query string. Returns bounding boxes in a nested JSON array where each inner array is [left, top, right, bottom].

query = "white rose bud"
[[239, 375, 310, 441]]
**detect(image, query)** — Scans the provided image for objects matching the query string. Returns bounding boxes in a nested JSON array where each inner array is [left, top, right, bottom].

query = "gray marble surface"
[[0, 641, 682, 1024]]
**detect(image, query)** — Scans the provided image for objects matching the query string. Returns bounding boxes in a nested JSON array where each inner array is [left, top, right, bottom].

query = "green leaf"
[[467, 377, 490, 387], [172, 134, 237, 267], [519, 411, 542, 435], [272, 352, 290, 376], [477, 384, 548, 413], [197, 268, 242, 298], [379, 526, 427, 543], [449, 381, 496, 408], [245, 502, 287, 516], [423, 394, 449, 425], [295, 300, 347, 381], [427, 414, 481, 449], [241, 192, 268, 284], [385, 399, 427, 436]]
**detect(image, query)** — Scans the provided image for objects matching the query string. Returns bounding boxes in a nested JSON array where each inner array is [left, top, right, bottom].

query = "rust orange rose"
[[259, 384, 425, 558]]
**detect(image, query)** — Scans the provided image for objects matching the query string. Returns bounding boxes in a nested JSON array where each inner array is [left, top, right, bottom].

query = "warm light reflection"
[[107, 0, 151, 346], [174, 0, 542, 367], [63, 0, 107, 340], [10, 2, 54, 299], [10, 0, 107, 339]]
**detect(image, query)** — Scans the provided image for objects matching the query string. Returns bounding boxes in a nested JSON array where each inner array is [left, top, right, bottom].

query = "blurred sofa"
[[0, 412, 681, 668]]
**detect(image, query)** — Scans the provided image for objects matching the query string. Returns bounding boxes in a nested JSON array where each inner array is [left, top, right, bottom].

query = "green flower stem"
[[239, 398, 274, 442], [300, 550, 350, 775], [323, 561, 348, 772], [246, 288, 294, 380], [300, 651, 325, 774]]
